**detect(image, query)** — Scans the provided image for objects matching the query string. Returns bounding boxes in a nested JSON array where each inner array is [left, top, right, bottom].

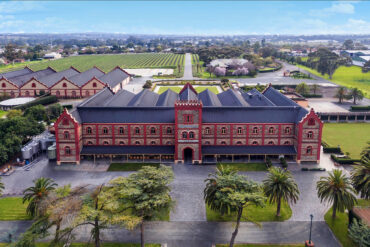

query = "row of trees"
[[335, 87, 364, 104]]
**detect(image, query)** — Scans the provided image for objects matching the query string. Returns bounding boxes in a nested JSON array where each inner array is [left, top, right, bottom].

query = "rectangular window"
[[183, 114, 193, 124]]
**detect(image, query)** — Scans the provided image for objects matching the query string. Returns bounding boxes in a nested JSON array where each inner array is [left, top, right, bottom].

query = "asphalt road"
[[180, 53, 194, 80]]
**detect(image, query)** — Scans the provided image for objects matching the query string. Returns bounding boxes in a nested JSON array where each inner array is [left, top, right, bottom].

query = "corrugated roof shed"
[[38, 67, 80, 87], [98, 67, 130, 88], [68, 67, 105, 86], [10, 67, 56, 86], [0, 67, 34, 80]]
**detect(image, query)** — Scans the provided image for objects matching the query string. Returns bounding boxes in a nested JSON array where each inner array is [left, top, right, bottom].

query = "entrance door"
[[183, 148, 193, 164]]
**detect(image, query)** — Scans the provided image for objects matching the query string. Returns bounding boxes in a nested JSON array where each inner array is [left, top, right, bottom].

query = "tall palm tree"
[[349, 88, 364, 105], [263, 167, 300, 216], [317, 169, 357, 219], [351, 143, 370, 199], [0, 177, 4, 196], [23, 177, 57, 217], [335, 87, 347, 104]]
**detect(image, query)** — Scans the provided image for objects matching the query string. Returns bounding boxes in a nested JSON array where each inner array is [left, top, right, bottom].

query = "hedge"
[[323, 147, 342, 154], [14, 95, 58, 110], [301, 94, 323, 98], [63, 104, 73, 110], [330, 154, 361, 164], [301, 167, 326, 171], [350, 106, 370, 112]]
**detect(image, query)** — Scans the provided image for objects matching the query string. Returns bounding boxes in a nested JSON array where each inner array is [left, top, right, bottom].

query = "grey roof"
[[198, 89, 222, 106], [70, 109, 81, 123], [39, 68, 80, 87], [0, 67, 34, 80], [242, 89, 275, 106], [156, 89, 179, 106], [9, 68, 56, 86], [68, 67, 105, 86], [78, 87, 115, 107], [202, 145, 297, 155], [98, 67, 130, 88], [263, 86, 299, 107], [217, 89, 250, 106], [81, 145, 174, 155], [179, 84, 198, 101], [103, 89, 135, 107], [127, 89, 159, 107]]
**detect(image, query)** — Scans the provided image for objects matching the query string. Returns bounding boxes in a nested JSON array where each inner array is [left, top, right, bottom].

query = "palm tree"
[[317, 169, 357, 219], [335, 87, 347, 104], [0, 177, 4, 196], [349, 88, 364, 105], [263, 167, 300, 217], [23, 177, 57, 217], [351, 143, 370, 199], [360, 142, 370, 164]]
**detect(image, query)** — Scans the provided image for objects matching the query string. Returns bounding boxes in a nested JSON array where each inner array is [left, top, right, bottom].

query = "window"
[[150, 127, 156, 134], [205, 127, 211, 134], [205, 141, 210, 145], [308, 118, 315, 126], [135, 127, 140, 134], [87, 141, 93, 145], [285, 127, 291, 134], [237, 127, 243, 134], [64, 131, 70, 139], [189, 132, 194, 139], [306, 146, 312, 154], [86, 127, 92, 134], [284, 141, 290, 145], [10, 91, 15, 97], [268, 141, 274, 145], [252, 141, 258, 145], [182, 132, 187, 138], [183, 114, 193, 124], [62, 119, 69, 125], [119, 141, 125, 145], [135, 141, 140, 145], [269, 127, 274, 134], [119, 127, 124, 134], [166, 127, 172, 134], [103, 141, 109, 145], [65, 146, 71, 155], [253, 127, 259, 134], [103, 127, 108, 134], [1, 83, 5, 88], [166, 141, 172, 145], [31, 83, 36, 88], [236, 141, 242, 145], [25, 91, 30, 96], [307, 131, 313, 139], [85, 91, 90, 97], [93, 82, 97, 88], [62, 83, 67, 87], [221, 141, 226, 145], [151, 141, 156, 145], [56, 91, 60, 97], [72, 91, 76, 97], [221, 127, 226, 134]]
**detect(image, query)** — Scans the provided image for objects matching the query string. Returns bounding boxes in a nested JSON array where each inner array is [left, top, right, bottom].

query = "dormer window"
[[166, 127, 172, 134], [221, 127, 226, 134], [285, 127, 291, 134], [119, 127, 124, 134], [205, 127, 211, 134], [237, 127, 242, 134], [269, 127, 274, 134], [135, 127, 140, 134], [252, 127, 259, 134], [150, 127, 156, 134]]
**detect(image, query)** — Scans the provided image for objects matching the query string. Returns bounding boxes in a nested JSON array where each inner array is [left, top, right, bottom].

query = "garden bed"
[[217, 163, 268, 171], [107, 163, 160, 171]]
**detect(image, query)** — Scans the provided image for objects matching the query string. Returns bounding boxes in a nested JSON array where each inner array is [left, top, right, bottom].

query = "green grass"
[[0, 110, 7, 118], [0, 60, 44, 73], [156, 85, 219, 94], [322, 123, 370, 159], [206, 201, 292, 222], [324, 199, 370, 247], [296, 64, 370, 96], [107, 163, 160, 171], [0, 197, 31, 221], [0, 243, 160, 247], [0, 53, 185, 74], [216, 244, 304, 247], [217, 163, 268, 171]]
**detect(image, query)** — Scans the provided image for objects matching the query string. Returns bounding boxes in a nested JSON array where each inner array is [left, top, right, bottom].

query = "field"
[[0, 53, 185, 74], [296, 64, 370, 96], [156, 86, 220, 94], [322, 123, 369, 159], [0, 197, 31, 220]]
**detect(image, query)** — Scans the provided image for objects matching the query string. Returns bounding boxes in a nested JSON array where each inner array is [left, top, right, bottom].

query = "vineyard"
[[0, 53, 185, 74], [191, 54, 204, 77]]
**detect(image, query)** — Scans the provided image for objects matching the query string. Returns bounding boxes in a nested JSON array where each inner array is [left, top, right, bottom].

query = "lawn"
[[296, 64, 370, 96], [206, 201, 292, 222], [217, 163, 268, 172], [216, 244, 304, 247], [156, 85, 220, 94], [0, 197, 31, 221], [322, 123, 370, 159], [107, 163, 160, 171], [0, 110, 7, 118], [0, 243, 160, 247], [0, 53, 185, 74], [324, 199, 370, 247]]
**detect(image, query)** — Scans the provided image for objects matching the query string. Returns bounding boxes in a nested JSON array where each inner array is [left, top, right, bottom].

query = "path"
[[180, 53, 194, 80]]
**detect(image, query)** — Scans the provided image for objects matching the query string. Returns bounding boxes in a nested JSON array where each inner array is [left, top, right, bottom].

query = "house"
[[54, 83, 323, 165], [44, 52, 62, 60], [341, 50, 370, 67]]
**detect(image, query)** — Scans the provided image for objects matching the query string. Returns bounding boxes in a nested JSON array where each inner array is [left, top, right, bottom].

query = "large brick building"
[[0, 66, 130, 98], [55, 83, 323, 165]]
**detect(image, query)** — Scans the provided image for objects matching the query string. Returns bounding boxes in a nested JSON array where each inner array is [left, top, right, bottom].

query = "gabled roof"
[[68, 67, 105, 86], [242, 88, 275, 106], [0, 67, 34, 80], [262, 86, 299, 107], [198, 89, 222, 106], [179, 83, 198, 101], [98, 66, 130, 88], [127, 89, 159, 106], [217, 89, 250, 106], [103, 89, 135, 107], [40, 67, 80, 87], [9, 67, 56, 87], [156, 89, 179, 106], [78, 87, 115, 107]]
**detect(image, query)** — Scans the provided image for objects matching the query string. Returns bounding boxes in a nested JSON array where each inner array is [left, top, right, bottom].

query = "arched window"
[[221, 127, 226, 134], [221, 141, 226, 145], [62, 83, 67, 87], [151, 141, 156, 145], [307, 131, 313, 139], [189, 131, 195, 139], [182, 132, 187, 138], [119, 127, 124, 134], [1, 83, 5, 88], [284, 141, 290, 145], [119, 141, 125, 145], [306, 146, 313, 154], [205, 141, 210, 145], [166, 127, 172, 134], [103, 141, 109, 145], [308, 118, 315, 126], [135, 127, 140, 134], [93, 82, 97, 88], [205, 127, 211, 134], [62, 119, 69, 125], [85, 91, 90, 97], [237, 127, 242, 134], [31, 83, 36, 88], [64, 131, 70, 139], [268, 141, 274, 145], [86, 127, 92, 134], [269, 127, 274, 134], [285, 127, 291, 134], [236, 141, 242, 145], [135, 141, 140, 145], [253, 127, 259, 134], [150, 127, 156, 134], [87, 141, 93, 145], [65, 146, 71, 155], [103, 127, 108, 134], [252, 141, 258, 145]]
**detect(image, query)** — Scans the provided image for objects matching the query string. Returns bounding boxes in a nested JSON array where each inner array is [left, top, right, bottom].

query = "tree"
[[311, 84, 320, 95], [363, 60, 370, 73], [47, 104, 63, 121], [204, 166, 265, 247], [3, 44, 18, 62], [343, 40, 355, 50], [335, 87, 347, 104], [348, 219, 370, 247], [206, 65, 215, 77], [214, 67, 226, 77], [263, 167, 300, 217], [360, 142, 370, 164], [108, 165, 174, 247], [317, 169, 357, 219], [24, 105, 47, 122], [295, 82, 310, 95], [351, 143, 370, 199], [0, 177, 4, 196], [6, 109, 23, 119], [349, 88, 364, 105], [23, 177, 57, 217]]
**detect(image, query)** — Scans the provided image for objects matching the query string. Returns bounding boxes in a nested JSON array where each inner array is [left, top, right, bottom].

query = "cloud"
[[0, 1, 42, 14], [310, 2, 355, 17]]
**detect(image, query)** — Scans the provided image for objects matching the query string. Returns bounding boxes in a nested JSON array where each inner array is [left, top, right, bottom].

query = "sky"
[[0, 1, 369, 35]]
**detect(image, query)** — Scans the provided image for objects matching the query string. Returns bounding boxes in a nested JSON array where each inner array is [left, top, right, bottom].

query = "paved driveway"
[[180, 53, 194, 80]]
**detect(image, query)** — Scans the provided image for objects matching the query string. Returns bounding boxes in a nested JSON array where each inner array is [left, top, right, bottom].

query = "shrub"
[[330, 154, 361, 164], [143, 80, 152, 89], [350, 105, 370, 112], [265, 157, 272, 168], [348, 219, 370, 247], [63, 104, 73, 109], [323, 147, 342, 154], [301, 94, 323, 98], [280, 157, 288, 168]]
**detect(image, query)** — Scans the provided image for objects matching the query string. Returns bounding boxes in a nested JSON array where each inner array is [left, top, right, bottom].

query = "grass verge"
[[217, 163, 268, 172], [0, 197, 31, 221], [107, 163, 160, 171]]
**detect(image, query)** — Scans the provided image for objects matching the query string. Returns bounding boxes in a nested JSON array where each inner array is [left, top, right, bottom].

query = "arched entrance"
[[183, 148, 193, 164]]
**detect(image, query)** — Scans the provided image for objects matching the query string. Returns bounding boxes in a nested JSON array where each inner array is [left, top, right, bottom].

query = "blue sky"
[[0, 1, 369, 35]]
